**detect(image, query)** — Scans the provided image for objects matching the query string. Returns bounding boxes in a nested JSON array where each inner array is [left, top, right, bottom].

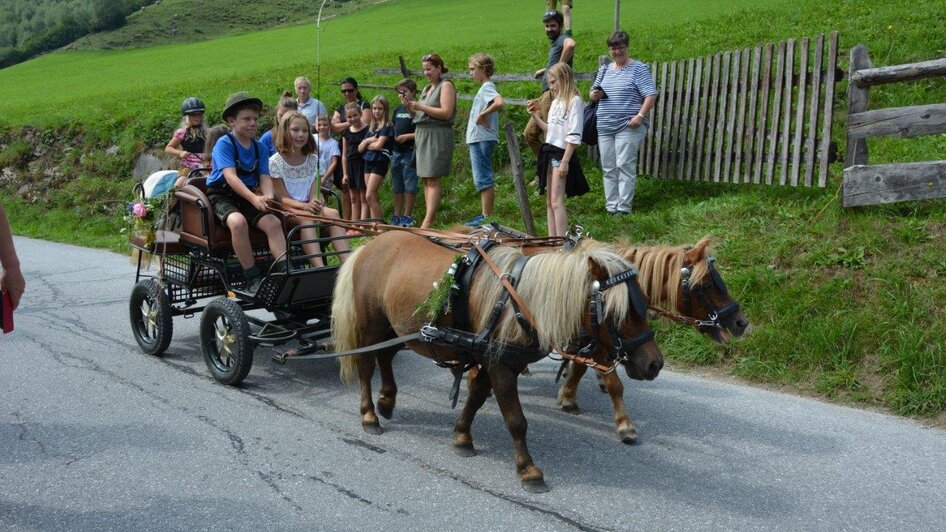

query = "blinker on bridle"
[[681, 255, 741, 330], [576, 266, 654, 365]]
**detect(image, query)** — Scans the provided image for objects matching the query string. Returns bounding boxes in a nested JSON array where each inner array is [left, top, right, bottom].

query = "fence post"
[[398, 56, 410, 78], [503, 122, 537, 236], [845, 45, 871, 167]]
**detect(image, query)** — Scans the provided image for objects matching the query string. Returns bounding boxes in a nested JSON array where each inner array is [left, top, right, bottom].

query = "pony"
[[332, 230, 663, 492], [555, 236, 749, 443]]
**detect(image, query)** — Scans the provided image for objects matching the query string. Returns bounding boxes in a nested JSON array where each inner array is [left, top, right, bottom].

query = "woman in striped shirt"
[[590, 30, 658, 215]]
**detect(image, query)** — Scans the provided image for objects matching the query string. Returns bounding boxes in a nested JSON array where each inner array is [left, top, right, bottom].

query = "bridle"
[[679, 255, 741, 332], [573, 266, 654, 370]]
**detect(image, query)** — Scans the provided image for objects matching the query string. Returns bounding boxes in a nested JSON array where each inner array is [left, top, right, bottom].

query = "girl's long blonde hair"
[[368, 94, 391, 131], [548, 62, 579, 114], [275, 110, 316, 156]]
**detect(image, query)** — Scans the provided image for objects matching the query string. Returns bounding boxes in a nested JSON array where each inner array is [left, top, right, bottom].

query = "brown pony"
[[556, 237, 749, 443], [332, 231, 663, 492]]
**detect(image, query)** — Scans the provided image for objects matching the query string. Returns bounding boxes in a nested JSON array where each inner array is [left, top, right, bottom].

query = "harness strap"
[[472, 241, 539, 332]]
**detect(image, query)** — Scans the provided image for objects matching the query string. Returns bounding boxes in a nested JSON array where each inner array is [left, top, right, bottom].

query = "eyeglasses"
[[341, 88, 355, 94]]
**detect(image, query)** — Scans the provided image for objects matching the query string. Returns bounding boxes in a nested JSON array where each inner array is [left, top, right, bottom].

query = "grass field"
[[1, 0, 944, 421]]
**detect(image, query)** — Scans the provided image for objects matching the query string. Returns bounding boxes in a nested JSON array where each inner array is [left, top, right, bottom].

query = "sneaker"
[[400, 215, 415, 227], [464, 214, 487, 227], [390, 215, 403, 226]]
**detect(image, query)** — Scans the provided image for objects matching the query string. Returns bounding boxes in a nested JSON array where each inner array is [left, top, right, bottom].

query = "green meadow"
[[1, 0, 944, 421]]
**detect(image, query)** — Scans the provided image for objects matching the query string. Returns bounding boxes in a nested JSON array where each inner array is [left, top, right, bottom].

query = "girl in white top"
[[269, 111, 351, 267], [527, 62, 583, 237]]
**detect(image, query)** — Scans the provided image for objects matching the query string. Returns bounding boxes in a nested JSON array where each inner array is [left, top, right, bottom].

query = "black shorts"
[[346, 158, 367, 191], [365, 159, 390, 177], [206, 185, 268, 226]]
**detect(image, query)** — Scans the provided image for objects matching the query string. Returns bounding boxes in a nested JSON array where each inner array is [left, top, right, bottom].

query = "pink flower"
[[132, 203, 148, 218]]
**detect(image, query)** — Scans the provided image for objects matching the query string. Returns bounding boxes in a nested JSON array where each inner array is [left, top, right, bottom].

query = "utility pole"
[[614, 0, 621, 31]]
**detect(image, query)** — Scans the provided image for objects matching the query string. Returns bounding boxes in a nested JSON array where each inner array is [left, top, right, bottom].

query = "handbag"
[[582, 100, 599, 146]]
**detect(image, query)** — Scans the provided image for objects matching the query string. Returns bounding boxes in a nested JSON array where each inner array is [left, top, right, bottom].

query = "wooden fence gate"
[[639, 32, 840, 187], [841, 47, 946, 207]]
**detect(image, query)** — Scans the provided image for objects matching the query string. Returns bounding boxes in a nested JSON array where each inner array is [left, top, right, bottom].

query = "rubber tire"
[[129, 279, 173, 356], [200, 298, 254, 385]]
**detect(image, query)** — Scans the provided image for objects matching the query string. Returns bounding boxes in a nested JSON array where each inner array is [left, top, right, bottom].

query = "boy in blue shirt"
[[207, 92, 288, 294]]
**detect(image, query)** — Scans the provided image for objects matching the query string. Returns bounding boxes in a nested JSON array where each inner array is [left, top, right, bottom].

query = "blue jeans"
[[390, 150, 418, 194], [469, 140, 497, 191]]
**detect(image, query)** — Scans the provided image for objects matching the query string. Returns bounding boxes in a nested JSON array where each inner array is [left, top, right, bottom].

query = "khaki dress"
[[413, 80, 456, 178]]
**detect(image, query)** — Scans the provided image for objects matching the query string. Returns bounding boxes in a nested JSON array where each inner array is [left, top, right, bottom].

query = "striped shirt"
[[593, 61, 658, 135]]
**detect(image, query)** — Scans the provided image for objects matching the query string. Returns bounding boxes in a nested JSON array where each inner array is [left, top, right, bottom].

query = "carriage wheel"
[[129, 279, 173, 356], [200, 298, 254, 385]]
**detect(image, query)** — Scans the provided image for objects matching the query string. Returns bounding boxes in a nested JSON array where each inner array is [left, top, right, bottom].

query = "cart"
[[128, 175, 351, 385]]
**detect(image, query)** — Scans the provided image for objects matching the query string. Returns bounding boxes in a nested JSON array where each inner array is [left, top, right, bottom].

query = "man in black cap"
[[206, 92, 288, 295]]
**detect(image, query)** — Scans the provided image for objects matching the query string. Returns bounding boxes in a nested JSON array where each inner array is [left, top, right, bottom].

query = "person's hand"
[[342, 175, 349, 186], [321, 175, 332, 187], [557, 159, 569, 178], [629, 114, 644, 129], [590, 88, 604, 102], [251, 194, 269, 212], [476, 112, 490, 128], [1, 266, 25, 310], [307, 198, 323, 214], [526, 99, 538, 114]]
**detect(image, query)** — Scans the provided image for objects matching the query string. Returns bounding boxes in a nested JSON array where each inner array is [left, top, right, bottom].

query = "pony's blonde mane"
[[468, 243, 633, 355], [618, 237, 714, 312]]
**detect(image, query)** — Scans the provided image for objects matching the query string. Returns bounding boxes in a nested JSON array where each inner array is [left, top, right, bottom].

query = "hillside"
[[0, 0, 944, 423], [71, 0, 385, 50]]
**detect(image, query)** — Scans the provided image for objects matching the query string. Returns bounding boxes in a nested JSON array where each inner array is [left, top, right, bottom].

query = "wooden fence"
[[640, 32, 840, 187], [372, 33, 841, 188], [841, 47, 946, 207]]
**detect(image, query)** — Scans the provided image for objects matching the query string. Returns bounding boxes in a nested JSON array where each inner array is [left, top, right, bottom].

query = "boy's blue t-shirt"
[[208, 134, 269, 188], [259, 130, 276, 159]]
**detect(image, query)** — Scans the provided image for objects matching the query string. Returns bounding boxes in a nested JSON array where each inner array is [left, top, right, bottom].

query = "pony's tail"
[[332, 246, 365, 386]]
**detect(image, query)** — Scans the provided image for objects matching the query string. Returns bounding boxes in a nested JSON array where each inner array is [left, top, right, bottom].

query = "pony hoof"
[[378, 404, 394, 420], [362, 422, 383, 435], [453, 443, 476, 457], [619, 429, 639, 445], [561, 403, 581, 415], [520, 478, 550, 493]]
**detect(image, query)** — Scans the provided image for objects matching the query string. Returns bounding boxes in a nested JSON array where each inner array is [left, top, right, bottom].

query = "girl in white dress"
[[269, 111, 351, 267]]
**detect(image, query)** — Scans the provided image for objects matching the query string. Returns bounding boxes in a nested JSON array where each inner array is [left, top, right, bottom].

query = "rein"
[[267, 201, 569, 250]]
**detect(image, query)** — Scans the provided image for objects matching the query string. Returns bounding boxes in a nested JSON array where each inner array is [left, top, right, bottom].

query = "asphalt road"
[[2, 237, 944, 531]]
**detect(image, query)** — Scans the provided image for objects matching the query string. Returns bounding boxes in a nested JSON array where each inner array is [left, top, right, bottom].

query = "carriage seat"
[[131, 230, 188, 255], [176, 176, 272, 254]]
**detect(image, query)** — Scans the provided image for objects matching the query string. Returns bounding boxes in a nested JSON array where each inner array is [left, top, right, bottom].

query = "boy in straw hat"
[[206, 92, 288, 295]]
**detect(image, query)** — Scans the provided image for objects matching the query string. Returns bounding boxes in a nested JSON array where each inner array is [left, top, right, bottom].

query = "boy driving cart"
[[206, 92, 288, 295]]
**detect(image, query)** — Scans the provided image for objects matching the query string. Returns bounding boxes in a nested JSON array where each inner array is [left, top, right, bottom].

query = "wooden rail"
[[842, 46, 946, 207]]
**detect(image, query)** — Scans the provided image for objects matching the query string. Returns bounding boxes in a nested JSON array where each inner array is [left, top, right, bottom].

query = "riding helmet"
[[181, 97, 205, 115]]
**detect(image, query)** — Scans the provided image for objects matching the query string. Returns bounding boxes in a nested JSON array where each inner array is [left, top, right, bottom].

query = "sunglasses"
[[422, 54, 434, 61], [341, 88, 355, 94]]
